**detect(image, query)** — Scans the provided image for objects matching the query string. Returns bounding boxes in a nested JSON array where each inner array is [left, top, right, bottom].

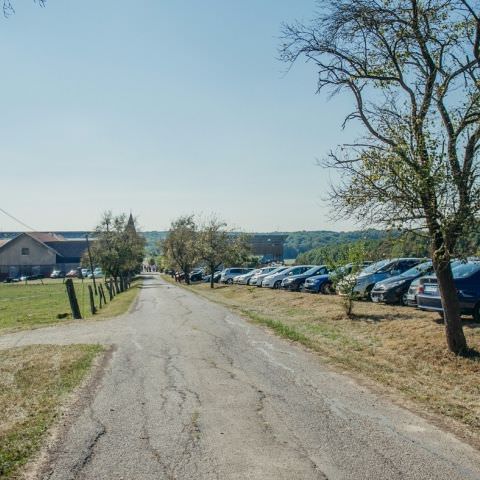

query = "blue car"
[[352, 258, 425, 300], [304, 262, 371, 294], [417, 262, 480, 321]]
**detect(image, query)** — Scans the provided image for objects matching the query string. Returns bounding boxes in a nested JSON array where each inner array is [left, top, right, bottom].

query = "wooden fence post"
[[65, 279, 82, 319], [99, 284, 107, 304], [87, 285, 96, 315], [106, 281, 113, 301]]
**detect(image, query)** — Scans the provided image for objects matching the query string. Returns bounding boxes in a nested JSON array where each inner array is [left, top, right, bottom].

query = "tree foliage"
[[281, 0, 480, 354], [87, 212, 145, 287], [161, 214, 252, 286], [198, 216, 251, 288], [327, 242, 368, 317], [161, 215, 199, 285]]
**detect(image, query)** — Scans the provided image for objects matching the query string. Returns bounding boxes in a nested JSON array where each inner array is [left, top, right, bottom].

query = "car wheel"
[[473, 303, 480, 323], [320, 282, 333, 295], [247, 279, 251, 285], [366, 285, 374, 301], [274, 280, 282, 289], [227, 278, 233, 285]]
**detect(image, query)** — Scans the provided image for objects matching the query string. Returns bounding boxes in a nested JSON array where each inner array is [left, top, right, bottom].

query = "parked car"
[[220, 268, 254, 284], [80, 268, 91, 279], [417, 261, 480, 320], [234, 269, 263, 285], [190, 269, 205, 282], [65, 268, 80, 278], [371, 261, 433, 305], [20, 274, 44, 281], [304, 263, 371, 294], [50, 270, 65, 279], [251, 266, 287, 287], [203, 271, 222, 284], [88, 268, 103, 278], [262, 265, 315, 289], [3, 276, 20, 283], [349, 258, 425, 300], [405, 260, 463, 307], [281, 265, 329, 291]]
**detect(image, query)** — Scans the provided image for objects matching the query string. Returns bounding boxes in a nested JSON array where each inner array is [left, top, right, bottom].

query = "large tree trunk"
[[432, 256, 468, 355], [184, 268, 190, 285], [210, 265, 214, 289]]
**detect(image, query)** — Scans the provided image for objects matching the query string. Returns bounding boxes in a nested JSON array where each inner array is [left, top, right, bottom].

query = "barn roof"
[[28, 232, 65, 243], [45, 240, 88, 259]]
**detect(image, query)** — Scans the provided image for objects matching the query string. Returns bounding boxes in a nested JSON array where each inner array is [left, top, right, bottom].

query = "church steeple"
[[126, 213, 136, 233]]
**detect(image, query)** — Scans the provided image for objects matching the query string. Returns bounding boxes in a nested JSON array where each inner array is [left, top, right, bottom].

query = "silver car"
[[262, 265, 315, 289], [234, 269, 263, 285], [220, 268, 254, 284], [250, 266, 284, 286]]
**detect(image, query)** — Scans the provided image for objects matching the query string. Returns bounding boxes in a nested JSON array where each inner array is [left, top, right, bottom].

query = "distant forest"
[[142, 229, 393, 259], [3, 228, 478, 262]]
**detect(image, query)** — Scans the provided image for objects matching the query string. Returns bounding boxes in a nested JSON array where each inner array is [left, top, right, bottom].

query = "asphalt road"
[[2, 275, 480, 479]]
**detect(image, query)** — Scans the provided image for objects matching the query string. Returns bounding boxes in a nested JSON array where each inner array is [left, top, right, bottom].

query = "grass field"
[[0, 278, 141, 334], [171, 279, 480, 444], [0, 344, 103, 479]]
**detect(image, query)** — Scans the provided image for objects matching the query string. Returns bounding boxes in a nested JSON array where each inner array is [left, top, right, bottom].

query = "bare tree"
[[2, 0, 45, 17], [281, 0, 480, 354]]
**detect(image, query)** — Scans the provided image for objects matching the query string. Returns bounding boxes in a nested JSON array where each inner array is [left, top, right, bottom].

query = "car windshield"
[[452, 262, 480, 278], [400, 261, 432, 277], [360, 259, 390, 274], [305, 266, 323, 275]]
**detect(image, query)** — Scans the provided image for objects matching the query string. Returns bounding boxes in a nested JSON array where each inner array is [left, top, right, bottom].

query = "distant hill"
[[1, 229, 393, 260], [278, 229, 389, 259], [141, 230, 391, 258]]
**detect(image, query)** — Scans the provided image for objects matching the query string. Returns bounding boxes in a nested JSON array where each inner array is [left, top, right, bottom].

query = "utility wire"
[[0, 207, 35, 231]]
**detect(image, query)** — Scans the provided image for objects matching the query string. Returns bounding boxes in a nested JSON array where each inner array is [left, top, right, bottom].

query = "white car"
[[262, 265, 316, 289], [233, 269, 262, 285], [250, 266, 285, 286]]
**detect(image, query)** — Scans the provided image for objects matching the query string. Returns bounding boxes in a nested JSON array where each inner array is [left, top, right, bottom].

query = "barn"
[[0, 232, 88, 280]]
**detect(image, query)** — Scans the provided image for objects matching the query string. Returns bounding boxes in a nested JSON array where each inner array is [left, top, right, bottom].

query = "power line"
[[0, 207, 35, 231]]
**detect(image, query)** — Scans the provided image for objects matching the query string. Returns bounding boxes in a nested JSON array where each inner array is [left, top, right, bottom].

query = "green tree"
[[198, 216, 251, 288], [162, 215, 199, 285], [281, 0, 480, 355], [88, 212, 145, 291], [327, 242, 368, 318]]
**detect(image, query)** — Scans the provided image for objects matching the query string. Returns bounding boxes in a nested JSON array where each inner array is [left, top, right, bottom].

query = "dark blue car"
[[417, 262, 480, 321], [303, 263, 371, 294]]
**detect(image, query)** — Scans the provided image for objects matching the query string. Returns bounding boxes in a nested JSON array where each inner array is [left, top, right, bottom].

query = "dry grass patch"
[[0, 344, 103, 479], [180, 281, 480, 439]]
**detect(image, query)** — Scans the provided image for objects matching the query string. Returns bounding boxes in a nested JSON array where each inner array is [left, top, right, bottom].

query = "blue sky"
[[0, 0, 359, 232]]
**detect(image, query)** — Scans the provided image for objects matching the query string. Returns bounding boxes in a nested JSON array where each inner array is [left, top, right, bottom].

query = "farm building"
[[0, 232, 88, 280], [249, 234, 287, 263]]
